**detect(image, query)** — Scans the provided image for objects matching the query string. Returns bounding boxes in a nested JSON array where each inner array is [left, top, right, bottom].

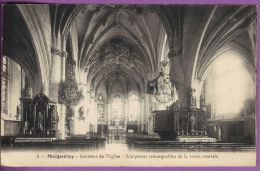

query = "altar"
[[20, 97, 59, 136]]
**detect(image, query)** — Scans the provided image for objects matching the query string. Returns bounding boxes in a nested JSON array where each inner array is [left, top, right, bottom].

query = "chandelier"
[[58, 61, 84, 106]]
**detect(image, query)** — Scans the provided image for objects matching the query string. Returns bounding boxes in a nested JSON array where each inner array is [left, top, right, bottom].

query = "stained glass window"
[[111, 95, 124, 126], [97, 95, 105, 123], [128, 94, 139, 122]]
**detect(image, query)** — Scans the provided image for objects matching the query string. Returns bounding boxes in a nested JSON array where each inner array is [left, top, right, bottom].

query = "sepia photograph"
[[0, 2, 257, 168]]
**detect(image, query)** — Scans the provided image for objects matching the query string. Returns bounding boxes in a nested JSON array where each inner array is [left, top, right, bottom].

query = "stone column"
[[217, 126, 222, 141], [69, 106, 75, 135], [90, 96, 97, 133], [147, 94, 154, 134], [124, 98, 127, 130], [49, 47, 67, 140], [168, 49, 187, 108], [107, 98, 111, 128], [125, 97, 129, 131], [136, 100, 140, 132], [140, 95, 145, 133]]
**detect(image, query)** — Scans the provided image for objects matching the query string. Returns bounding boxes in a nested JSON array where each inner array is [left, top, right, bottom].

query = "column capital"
[[51, 47, 67, 58]]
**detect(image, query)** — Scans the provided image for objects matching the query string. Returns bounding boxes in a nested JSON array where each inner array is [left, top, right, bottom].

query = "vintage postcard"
[[0, 1, 258, 169]]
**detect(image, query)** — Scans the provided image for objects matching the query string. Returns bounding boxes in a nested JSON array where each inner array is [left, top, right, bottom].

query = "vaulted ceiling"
[[65, 5, 169, 94], [3, 5, 39, 85], [3, 4, 257, 95]]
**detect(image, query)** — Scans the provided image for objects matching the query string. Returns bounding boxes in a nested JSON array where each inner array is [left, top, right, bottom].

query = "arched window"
[[97, 95, 105, 123], [203, 52, 255, 119], [128, 94, 140, 122], [111, 95, 124, 126]]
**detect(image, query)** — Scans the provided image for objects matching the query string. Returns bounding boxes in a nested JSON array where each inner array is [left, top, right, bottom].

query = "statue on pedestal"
[[188, 88, 196, 108], [33, 87, 49, 134], [16, 104, 21, 120], [28, 86, 33, 98], [48, 105, 59, 135], [190, 114, 196, 135], [78, 106, 86, 120]]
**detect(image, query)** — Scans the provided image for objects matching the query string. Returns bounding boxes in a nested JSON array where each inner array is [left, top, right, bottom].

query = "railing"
[[207, 115, 250, 122]]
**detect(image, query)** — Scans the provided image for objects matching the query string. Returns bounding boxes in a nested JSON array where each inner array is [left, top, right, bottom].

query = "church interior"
[[1, 4, 256, 150]]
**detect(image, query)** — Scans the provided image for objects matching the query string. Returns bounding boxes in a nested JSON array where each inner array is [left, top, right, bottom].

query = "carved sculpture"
[[153, 60, 176, 105], [28, 86, 33, 98], [48, 105, 59, 134], [16, 104, 21, 120], [33, 87, 49, 134], [188, 88, 196, 108], [78, 106, 86, 121], [190, 114, 196, 135]]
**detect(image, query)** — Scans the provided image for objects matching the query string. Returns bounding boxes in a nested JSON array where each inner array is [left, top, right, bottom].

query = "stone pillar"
[[124, 98, 127, 130], [168, 50, 187, 108], [125, 97, 129, 130], [147, 94, 155, 134], [137, 99, 140, 132], [89, 96, 97, 133], [140, 96, 145, 133], [107, 99, 111, 128], [144, 94, 150, 133], [57, 103, 66, 139], [86, 91, 91, 133], [217, 126, 222, 141], [49, 47, 67, 140], [69, 106, 75, 135]]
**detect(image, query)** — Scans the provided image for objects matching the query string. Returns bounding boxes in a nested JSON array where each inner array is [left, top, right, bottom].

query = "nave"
[[1, 4, 256, 152]]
